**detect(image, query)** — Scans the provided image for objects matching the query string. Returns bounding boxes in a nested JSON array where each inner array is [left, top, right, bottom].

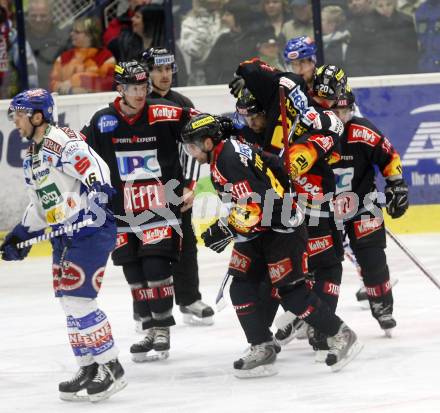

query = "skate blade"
[[330, 340, 364, 373], [89, 377, 128, 403], [233, 364, 278, 379], [59, 391, 89, 402], [276, 334, 296, 347], [131, 350, 169, 363], [183, 313, 214, 326], [315, 350, 328, 363]]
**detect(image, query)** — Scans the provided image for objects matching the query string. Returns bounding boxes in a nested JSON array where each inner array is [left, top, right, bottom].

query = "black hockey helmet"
[[335, 86, 356, 108], [312, 64, 347, 100], [236, 88, 264, 116], [114, 60, 150, 85], [141, 47, 177, 73], [181, 114, 223, 147]]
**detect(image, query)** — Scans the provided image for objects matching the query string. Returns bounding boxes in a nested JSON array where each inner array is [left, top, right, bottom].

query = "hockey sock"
[[312, 263, 342, 312], [66, 315, 93, 366]]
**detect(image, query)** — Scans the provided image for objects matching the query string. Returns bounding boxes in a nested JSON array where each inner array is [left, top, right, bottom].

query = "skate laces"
[[140, 330, 155, 345], [328, 327, 348, 353], [92, 364, 108, 383], [242, 343, 269, 362], [154, 328, 169, 343], [66, 366, 87, 383]]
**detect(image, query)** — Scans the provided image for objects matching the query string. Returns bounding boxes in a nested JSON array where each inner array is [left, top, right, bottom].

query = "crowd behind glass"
[[0, 0, 438, 99]]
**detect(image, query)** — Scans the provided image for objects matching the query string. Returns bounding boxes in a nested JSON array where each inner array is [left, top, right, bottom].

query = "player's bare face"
[[150, 65, 173, 93], [11, 111, 33, 138], [122, 83, 148, 111], [245, 113, 267, 134], [290, 58, 315, 86], [183, 140, 210, 164]]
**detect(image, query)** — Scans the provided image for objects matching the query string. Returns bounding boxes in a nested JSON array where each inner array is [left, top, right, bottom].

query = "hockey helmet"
[[283, 35, 317, 63], [8, 88, 54, 123], [236, 88, 264, 116], [335, 86, 356, 108], [181, 114, 223, 148], [114, 60, 150, 85], [142, 47, 177, 73], [312, 64, 347, 101]]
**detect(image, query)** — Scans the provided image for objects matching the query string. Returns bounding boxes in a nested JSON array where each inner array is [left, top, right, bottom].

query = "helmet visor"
[[7, 107, 33, 121], [121, 83, 149, 97], [183, 142, 205, 158]]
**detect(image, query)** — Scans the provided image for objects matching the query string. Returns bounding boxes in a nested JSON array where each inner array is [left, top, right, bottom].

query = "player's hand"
[[228, 74, 245, 98], [0, 224, 32, 261], [385, 178, 408, 218], [201, 219, 234, 253], [181, 187, 195, 212], [215, 116, 234, 139]]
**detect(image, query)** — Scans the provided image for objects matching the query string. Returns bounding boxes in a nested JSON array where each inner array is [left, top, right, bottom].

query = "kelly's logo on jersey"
[[36, 183, 62, 209], [148, 105, 182, 124], [98, 115, 119, 133], [116, 149, 162, 180]]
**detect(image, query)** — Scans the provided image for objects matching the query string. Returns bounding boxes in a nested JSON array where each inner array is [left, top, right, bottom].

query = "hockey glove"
[[201, 219, 234, 253], [88, 182, 116, 210], [0, 223, 38, 261], [215, 116, 234, 139], [385, 178, 409, 218], [228, 74, 245, 98]]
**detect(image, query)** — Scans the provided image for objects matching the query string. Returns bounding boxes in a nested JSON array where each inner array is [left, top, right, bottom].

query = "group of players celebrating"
[[0, 35, 408, 402]]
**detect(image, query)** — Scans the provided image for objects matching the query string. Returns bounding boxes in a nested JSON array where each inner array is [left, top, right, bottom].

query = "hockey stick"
[[278, 85, 291, 177], [215, 272, 230, 312], [12, 218, 94, 250], [385, 227, 440, 290]]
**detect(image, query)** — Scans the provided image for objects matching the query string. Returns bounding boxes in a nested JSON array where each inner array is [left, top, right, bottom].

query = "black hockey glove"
[[201, 219, 234, 253], [215, 116, 234, 139], [228, 74, 245, 98], [385, 178, 409, 219], [0, 223, 34, 261]]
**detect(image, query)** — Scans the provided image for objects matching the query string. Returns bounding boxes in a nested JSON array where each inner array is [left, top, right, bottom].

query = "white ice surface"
[[1, 234, 439, 413]]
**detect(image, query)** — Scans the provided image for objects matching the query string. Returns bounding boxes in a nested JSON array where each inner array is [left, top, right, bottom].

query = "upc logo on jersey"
[[333, 167, 354, 195], [348, 124, 381, 146], [307, 235, 333, 256], [142, 226, 172, 245], [229, 249, 251, 273], [268, 258, 293, 284], [116, 149, 162, 180], [98, 115, 119, 133], [36, 183, 62, 209], [354, 217, 382, 239]]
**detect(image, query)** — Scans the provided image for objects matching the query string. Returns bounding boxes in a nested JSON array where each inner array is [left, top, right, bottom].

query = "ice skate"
[[130, 328, 169, 362], [59, 363, 98, 401], [326, 323, 363, 372], [307, 326, 329, 363], [233, 341, 278, 379], [371, 302, 397, 337], [275, 317, 307, 346], [87, 359, 127, 402], [180, 300, 214, 326]]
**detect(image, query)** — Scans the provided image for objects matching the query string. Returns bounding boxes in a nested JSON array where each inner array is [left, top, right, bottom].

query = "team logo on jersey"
[[116, 149, 162, 180], [268, 258, 293, 284], [353, 217, 383, 239], [36, 183, 62, 209], [43, 138, 62, 155], [229, 249, 251, 273], [307, 235, 333, 256], [98, 115, 119, 133], [60, 261, 86, 291], [123, 182, 166, 212], [148, 105, 182, 124], [348, 124, 381, 146], [142, 226, 172, 245]]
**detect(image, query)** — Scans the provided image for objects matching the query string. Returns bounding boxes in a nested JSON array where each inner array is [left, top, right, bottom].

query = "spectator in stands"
[[204, 1, 260, 85], [415, 0, 440, 73], [103, 0, 151, 47], [375, 0, 418, 74], [257, 35, 285, 70], [260, 0, 290, 40], [321, 5, 349, 69], [281, 0, 314, 41], [26, 0, 70, 90], [108, 4, 166, 62], [49, 16, 115, 94], [344, 0, 389, 76], [179, 0, 228, 85]]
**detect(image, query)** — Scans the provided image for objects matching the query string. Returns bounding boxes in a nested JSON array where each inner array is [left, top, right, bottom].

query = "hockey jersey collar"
[[113, 96, 145, 125]]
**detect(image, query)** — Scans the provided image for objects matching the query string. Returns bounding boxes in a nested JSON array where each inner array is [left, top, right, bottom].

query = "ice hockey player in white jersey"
[[0, 88, 126, 402]]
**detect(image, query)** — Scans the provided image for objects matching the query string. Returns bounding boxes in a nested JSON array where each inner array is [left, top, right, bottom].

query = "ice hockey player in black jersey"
[[230, 59, 348, 359], [183, 113, 362, 376], [142, 47, 214, 326], [81, 61, 194, 362], [331, 87, 408, 336]]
